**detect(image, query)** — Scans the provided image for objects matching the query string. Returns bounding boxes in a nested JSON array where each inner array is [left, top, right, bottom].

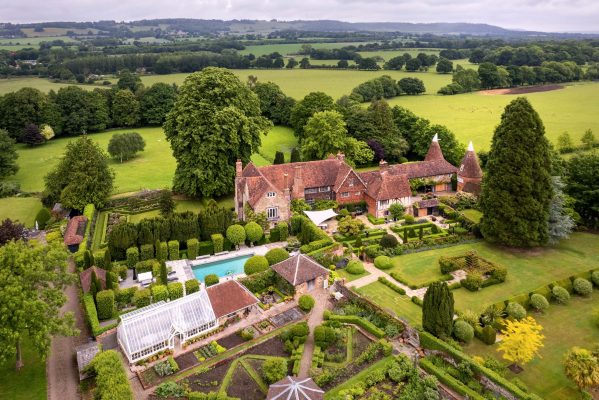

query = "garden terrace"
[[117, 291, 217, 363]]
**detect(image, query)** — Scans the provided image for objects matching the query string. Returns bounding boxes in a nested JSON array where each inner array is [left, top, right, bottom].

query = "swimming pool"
[[191, 254, 252, 283]]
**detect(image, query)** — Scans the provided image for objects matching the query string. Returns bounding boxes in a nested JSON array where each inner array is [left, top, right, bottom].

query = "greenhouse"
[[117, 290, 217, 363]]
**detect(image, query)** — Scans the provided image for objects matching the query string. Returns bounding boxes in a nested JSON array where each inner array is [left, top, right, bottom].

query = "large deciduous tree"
[[497, 317, 544, 370], [164, 68, 271, 198], [54, 86, 109, 135], [107, 132, 146, 162], [111, 89, 141, 127], [252, 81, 296, 126], [290, 91, 335, 139], [422, 282, 454, 338], [44, 135, 115, 209], [117, 69, 142, 92], [0, 87, 48, 140], [565, 153, 599, 228], [140, 83, 178, 125], [0, 240, 77, 369], [0, 129, 18, 179], [480, 97, 553, 247]]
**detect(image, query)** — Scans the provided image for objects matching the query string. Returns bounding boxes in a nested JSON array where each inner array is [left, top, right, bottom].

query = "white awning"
[[303, 209, 338, 226]]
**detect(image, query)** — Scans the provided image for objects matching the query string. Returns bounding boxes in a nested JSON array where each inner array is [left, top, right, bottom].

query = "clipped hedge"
[[156, 241, 168, 262], [420, 358, 485, 400], [140, 244, 154, 261], [374, 255, 392, 270], [134, 288, 151, 308], [265, 248, 290, 266], [168, 240, 180, 260], [244, 255, 269, 275], [187, 238, 199, 260], [211, 234, 224, 253], [300, 238, 333, 254], [367, 214, 385, 225], [126, 247, 139, 268], [198, 241, 214, 256], [96, 290, 115, 320], [346, 259, 365, 275], [378, 276, 406, 295], [185, 279, 200, 294], [327, 315, 385, 338], [152, 285, 169, 302], [83, 293, 100, 336], [90, 350, 133, 400], [573, 278, 593, 297], [167, 282, 184, 300]]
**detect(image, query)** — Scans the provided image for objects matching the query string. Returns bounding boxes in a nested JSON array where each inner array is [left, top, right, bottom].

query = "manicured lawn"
[[0, 76, 99, 95], [0, 338, 47, 400], [324, 356, 393, 399], [461, 209, 482, 223], [356, 281, 422, 327], [463, 291, 599, 400], [0, 197, 43, 227], [337, 268, 370, 282], [388, 251, 449, 288], [250, 126, 298, 165]]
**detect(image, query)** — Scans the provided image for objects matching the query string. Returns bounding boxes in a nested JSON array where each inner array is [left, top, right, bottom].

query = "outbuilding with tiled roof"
[[64, 215, 87, 252], [271, 254, 329, 295], [80, 266, 107, 293], [458, 141, 483, 195], [206, 280, 260, 323]]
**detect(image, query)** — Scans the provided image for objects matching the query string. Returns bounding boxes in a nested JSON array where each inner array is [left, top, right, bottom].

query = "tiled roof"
[[458, 149, 483, 179], [425, 140, 445, 162], [416, 198, 440, 208], [206, 280, 260, 318], [64, 215, 87, 246], [386, 160, 457, 179], [266, 376, 324, 400], [79, 266, 107, 293], [461, 181, 482, 195], [360, 170, 411, 200], [271, 254, 329, 286]]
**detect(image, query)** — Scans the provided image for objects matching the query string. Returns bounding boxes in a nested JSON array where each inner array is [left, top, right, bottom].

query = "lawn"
[[128, 197, 233, 223], [463, 291, 599, 399], [0, 338, 47, 400], [356, 281, 423, 326], [385, 233, 599, 314], [337, 268, 370, 282], [0, 197, 43, 227], [11, 125, 294, 194], [461, 209, 482, 223], [250, 126, 298, 165]]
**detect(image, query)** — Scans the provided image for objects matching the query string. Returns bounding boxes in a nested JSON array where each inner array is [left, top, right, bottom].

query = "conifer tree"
[[273, 151, 285, 164], [480, 97, 553, 247], [290, 147, 301, 163], [422, 282, 454, 338]]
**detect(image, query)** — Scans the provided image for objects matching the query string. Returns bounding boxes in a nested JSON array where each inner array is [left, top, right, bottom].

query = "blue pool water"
[[191, 254, 252, 283]]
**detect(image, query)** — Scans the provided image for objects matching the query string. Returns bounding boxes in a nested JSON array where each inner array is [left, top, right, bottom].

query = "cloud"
[[2, 0, 599, 32]]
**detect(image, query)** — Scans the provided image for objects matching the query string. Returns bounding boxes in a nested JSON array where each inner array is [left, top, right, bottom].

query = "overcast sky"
[[3, 0, 599, 33]]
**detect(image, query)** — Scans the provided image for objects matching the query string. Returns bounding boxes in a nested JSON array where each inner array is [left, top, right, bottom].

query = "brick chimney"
[[379, 159, 388, 170], [283, 173, 290, 201], [292, 166, 304, 198], [336, 152, 345, 162], [236, 159, 243, 177]]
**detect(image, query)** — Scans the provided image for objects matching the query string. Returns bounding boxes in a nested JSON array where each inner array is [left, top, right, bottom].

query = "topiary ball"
[[204, 274, 219, 287], [592, 271, 599, 287], [265, 248, 290, 266], [244, 255, 269, 275], [529, 293, 549, 312], [506, 302, 527, 320], [380, 234, 398, 249], [374, 255, 392, 270], [573, 278, 593, 297], [453, 320, 474, 343], [346, 259, 365, 275], [298, 294, 315, 311], [552, 285, 570, 304]]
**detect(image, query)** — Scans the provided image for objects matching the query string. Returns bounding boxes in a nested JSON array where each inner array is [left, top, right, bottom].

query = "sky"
[[3, 0, 599, 33]]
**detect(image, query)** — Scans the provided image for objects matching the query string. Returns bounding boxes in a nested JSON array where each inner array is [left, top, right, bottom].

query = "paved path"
[[298, 289, 331, 378], [47, 259, 90, 400]]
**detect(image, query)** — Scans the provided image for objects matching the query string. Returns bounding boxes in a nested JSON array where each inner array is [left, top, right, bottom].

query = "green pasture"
[[0, 197, 43, 227], [127, 198, 233, 223], [0, 338, 46, 400], [239, 41, 374, 57], [464, 292, 599, 400], [0, 77, 102, 95], [356, 281, 422, 326], [251, 125, 298, 165]]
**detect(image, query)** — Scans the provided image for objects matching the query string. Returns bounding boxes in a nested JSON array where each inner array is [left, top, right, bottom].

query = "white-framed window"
[[305, 188, 318, 194], [341, 192, 350, 198], [318, 186, 330, 192], [267, 207, 278, 219], [379, 200, 389, 208], [349, 179, 354, 187], [355, 192, 361, 196], [266, 192, 276, 198]]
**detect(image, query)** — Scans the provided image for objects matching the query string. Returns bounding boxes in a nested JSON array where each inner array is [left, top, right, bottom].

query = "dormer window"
[[267, 192, 276, 198]]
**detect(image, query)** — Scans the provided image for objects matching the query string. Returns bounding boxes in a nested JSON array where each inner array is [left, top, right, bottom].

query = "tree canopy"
[[497, 317, 544, 368], [140, 83, 178, 125], [44, 135, 115, 209], [107, 131, 146, 162], [565, 153, 599, 228], [290, 91, 335, 139], [164, 67, 271, 198], [480, 97, 553, 247], [0, 129, 18, 179], [111, 89, 141, 127], [422, 282, 454, 338]]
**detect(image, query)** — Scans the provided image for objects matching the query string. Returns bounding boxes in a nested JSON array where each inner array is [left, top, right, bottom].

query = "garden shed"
[[266, 376, 324, 400], [206, 280, 260, 323], [63, 215, 87, 252], [271, 254, 329, 294], [117, 291, 217, 363]]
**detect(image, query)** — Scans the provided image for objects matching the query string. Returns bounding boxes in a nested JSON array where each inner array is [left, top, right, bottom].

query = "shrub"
[[198, 241, 214, 256], [167, 282, 184, 300], [168, 240, 179, 260], [90, 350, 133, 400], [453, 320, 474, 343], [187, 238, 199, 260], [262, 357, 288, 384], [592, 271, 599, 287], [155, 382, 185, 398], [403, 215, 415, 224], [552, 285, 570, 304], [211, 234, 224, 253], [461, 272, 483, 291], [379, 234, 398, 249], [327, 315, 385, 338], [378, 276, 406, 295], [240, 327, 255, 340], [35, 208, 51, 229], [140, 244, 154, 261], [185, 279, 200, 294], [529, 293, 549, 312], [156, 241, 168, 261], [226, 224, 246, 246], [506, 302, 527, 320], [205, 274, 219, 286], [83, 293, 100, 335], [96, 290, 115, 320], [277, 222, 289, 241], [126, 246, 139, 268], [115, 287, 137, 308], [491, 266, 508, 282], [152, 285, 168, 302], [134, 288, 151, 308], [346, 259, 365, 275], [298, 294, 315, 311], [244, 222, 263, 244], [265, 248, 289, 266], [481, 325, 497, 345], [243, 255, 269, 275], [374, 255, 392, 270], [573, 278, 593, 297]]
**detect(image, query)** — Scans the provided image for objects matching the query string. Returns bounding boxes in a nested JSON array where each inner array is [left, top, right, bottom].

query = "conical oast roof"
[[458, 141, 483, 179], [266, 376, 324, 400], [424, 133, 445, 162]]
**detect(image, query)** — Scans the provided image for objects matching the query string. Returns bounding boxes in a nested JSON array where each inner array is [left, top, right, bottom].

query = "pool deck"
[[166, 242, 287, 288]]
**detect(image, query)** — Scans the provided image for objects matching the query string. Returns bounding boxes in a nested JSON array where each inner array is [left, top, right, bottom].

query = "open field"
[[464, 291, 599, 399], [0, 197, 43, 227], [0, 77, 102, 95], [238, 41, 375, 57], [0, 338, 46, 400], [251, 126, 298, 165], [356, 280, 423, 326]]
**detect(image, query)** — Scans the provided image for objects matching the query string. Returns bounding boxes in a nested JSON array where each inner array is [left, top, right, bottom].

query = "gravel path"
[[47, 259, 90, 400], [298, 289, 331, 378]]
